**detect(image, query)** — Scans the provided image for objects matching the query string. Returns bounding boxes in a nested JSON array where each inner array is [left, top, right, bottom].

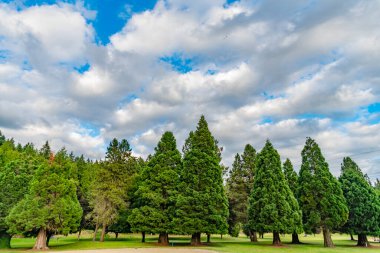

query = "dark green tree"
[[227, 144, 257, 241], [128, 132, 181, 245], [248, 140, 302, 245], [298, 137, 348, 247], [6, 153, 82, 250], [283, 158, 302, 244], [175, 116, 228, 245], [339, 157, 380, 247]]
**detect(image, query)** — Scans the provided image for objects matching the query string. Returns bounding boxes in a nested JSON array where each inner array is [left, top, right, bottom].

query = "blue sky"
[[0, 0, 379, 180]]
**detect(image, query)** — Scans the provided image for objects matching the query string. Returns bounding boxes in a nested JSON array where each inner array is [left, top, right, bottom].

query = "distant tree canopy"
[[0, 124, 379, 250]]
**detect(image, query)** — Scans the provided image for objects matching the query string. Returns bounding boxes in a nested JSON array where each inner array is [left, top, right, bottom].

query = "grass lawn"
[[0, 232, 379, 253]]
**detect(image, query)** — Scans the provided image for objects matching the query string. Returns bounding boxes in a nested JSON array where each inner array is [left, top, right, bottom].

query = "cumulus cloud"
[[0, 0, 379, 181]]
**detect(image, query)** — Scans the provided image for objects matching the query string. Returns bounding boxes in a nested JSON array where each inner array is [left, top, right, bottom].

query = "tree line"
[[0, 116, 379, 250]]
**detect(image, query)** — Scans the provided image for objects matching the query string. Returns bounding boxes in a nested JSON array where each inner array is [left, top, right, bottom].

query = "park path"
[[50, 248, 218, 253]]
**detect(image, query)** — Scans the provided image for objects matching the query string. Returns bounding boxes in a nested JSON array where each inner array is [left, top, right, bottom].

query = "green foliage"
[[6, 155, 82, 236], [298, 137, 348, 233], [283, 158, 298, 195], [89, 138, 138, 230], [227, 144, 256, 237], [175, 116, 229, 235], [128, 132, 182, 234], [248, 140, 302, 234], [339, 157, 380, 236]]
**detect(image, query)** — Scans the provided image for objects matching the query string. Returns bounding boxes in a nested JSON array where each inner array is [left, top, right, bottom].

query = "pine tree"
[[283, 158, 302, 244], [298, 137, 348, 247], [89, 138, 137, 242], [6, 153, 82, 250], [248, 140, 302, 245], [128, 132, 182, 245], [175, 116, 228, 245], [227, 144, 256, 240], [339, 157, 380, 247]]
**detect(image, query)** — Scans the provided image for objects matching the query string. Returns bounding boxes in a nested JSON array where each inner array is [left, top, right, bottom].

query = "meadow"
[[0, 232, 379, 253]]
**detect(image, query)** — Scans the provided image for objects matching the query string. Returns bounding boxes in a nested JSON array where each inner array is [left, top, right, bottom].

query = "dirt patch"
[[50, 248, 217, 253]]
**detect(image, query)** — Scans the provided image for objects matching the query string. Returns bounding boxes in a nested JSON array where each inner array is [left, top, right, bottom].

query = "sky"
[[0, 0, 379, 180]]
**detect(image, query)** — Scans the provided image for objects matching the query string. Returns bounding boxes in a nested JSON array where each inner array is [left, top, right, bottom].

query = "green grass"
[[1, 232, 379, 253]]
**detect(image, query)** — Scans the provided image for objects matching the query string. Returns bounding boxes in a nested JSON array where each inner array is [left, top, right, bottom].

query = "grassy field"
[[0, 232, 379, 253]]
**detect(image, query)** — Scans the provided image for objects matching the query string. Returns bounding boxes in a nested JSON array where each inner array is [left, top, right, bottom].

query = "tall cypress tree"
[[128, 132, 182, 245], [248, 141, 302, 245], [175, 116, 228, 245], [298, 137, 348, 247], [227, 144, 256, 240], [339, 157, 380, 247], [283, 158, 302, 244]]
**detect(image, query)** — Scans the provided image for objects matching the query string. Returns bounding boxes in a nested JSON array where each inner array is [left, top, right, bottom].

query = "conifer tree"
[[227, 144, 256, 240], [283, 158, 302, 244], [128, 132, 181, 245], [175, 116, 228, 245], [89, 138, 137, 242], [6, 153, 82, 250], [248, 140, 302, 245], [298, 137, 348, 247], [339, 157, 380, 247], [0, 140, 38, 248]]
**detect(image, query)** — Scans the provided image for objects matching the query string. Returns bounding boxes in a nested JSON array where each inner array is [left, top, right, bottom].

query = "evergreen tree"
[[0, 141, 38, 248], [175, 116, 228, 245], [6, 153, 82, 250], [283, 158, 302, 244], [248, 140, 302, 245], [128, 132, 181, 245], [227, 144, 256, 240], [339, 157, 380, 247], [298, 137, 348, 247], [89, 138, 137, 242]]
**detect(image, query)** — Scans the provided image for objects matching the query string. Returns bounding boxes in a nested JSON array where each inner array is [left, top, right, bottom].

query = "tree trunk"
[[141, 232, 146, 243], [158, 232, 169, 245], [272, 231, 281, 246], [357, 233, 370, 247], [93, 222, 99, 241], [115, 232, 119, 240], [191, 232, 201, 246], [249, 230, 258, 242], [322, 227, 334, 247], [350, 233, 355, 241], [77, 229, 82, 240], [206, 233, 211, 243], [0, 231, 11, 249], [259, 232, 264, 239], [100, 223, 107, 242], [291, 232, 301, 244], [33, 228, 48, 250]]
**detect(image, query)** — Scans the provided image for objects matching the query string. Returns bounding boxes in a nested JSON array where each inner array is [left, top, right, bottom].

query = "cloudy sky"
[[0, 0, 379, 180]]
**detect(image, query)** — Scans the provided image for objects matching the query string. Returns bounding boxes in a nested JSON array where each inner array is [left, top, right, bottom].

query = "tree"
[[339, 157, 380, 247], [128, 132, 182, 245], [6, 153, 82, 250], [226, 144, 257, 241], [248, 140, 302, 245], [175, 116, 229, 245], [0, 141, 38, 248], [89, 138, 137, 242], [283, 158, 302, 244], [298, 137, 348, 247]]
